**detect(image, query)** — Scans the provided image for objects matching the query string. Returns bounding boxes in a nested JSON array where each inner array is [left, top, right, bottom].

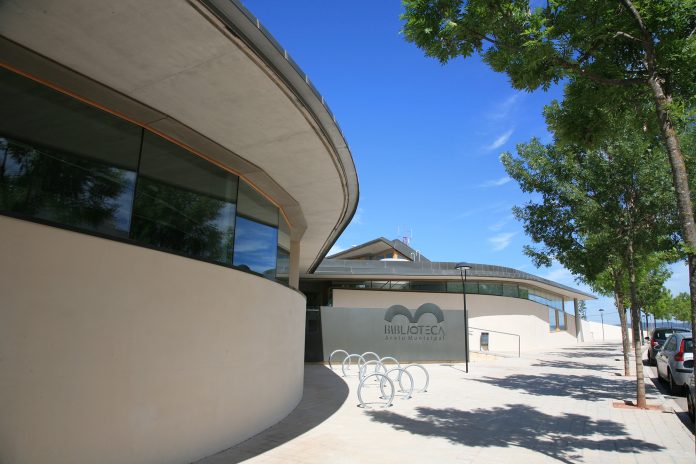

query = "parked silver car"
[[656, 332, 693, 395]]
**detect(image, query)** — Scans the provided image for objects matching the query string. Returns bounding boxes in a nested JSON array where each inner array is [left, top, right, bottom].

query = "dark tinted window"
[[479, 283, 503, 296], [410, 281, 446, 292], [131, 132, 237, 263], [685, 338, 693, 352], [0, 68, 139, 237], [503, 284, 519, 298], [664, 336, 677, 351], [0, 67, 289, 284]]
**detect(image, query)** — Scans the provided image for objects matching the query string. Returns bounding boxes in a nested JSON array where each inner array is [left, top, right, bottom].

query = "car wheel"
[[668, 370, 682, 396], [687, 387, 695, 422]]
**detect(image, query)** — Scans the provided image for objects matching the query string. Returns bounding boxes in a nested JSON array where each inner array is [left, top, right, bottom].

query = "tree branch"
[[614, 31, 641, 42], [555, 58, 646, 86]]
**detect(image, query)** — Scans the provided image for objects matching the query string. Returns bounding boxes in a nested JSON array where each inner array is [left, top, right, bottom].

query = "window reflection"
[[233, 216, 278, 277], [0, 67, 291, 284], [131, 132, 238, 264], [131, 177, 236, 263], [0, 136, 135, 237]]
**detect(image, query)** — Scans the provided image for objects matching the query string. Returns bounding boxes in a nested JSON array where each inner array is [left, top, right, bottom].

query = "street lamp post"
[[599, 308, 605, 341], [455, 263, 472, 373]]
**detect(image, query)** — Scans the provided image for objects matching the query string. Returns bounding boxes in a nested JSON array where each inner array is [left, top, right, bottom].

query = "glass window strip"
[[0, 67, 288, 284]]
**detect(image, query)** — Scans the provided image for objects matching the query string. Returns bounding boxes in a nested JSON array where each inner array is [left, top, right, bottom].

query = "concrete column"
[[289, 239, 300, 289], [574, 298, 584, 342]]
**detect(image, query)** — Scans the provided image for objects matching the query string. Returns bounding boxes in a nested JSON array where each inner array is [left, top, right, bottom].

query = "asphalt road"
[[644, 362, 693, 433], [645, 364, 688, 410]]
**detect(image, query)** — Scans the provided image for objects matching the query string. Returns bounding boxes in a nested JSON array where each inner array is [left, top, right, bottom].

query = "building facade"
[[0, 1, 358, 463], [301, 238, 594, 361]]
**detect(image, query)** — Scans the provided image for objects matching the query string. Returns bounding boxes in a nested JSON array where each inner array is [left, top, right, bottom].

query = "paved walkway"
[[197, 342, 694, 463]]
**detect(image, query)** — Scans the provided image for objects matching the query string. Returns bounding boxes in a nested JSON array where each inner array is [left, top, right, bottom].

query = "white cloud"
[[544, 267, 574, 284], [487, 92, 523, 120], [488, 232, 517, 251], [350, 207, 365, 226], [488, 214, 514, 231], [480, 176, 512, 188], [485, 128, 514, 151]]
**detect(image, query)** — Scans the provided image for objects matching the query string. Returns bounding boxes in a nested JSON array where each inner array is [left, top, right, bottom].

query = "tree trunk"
[[627, 241, 647, 407], [647, 76, 696, 401], [624, 0, 696, 411], [613, 270, 631, 376]]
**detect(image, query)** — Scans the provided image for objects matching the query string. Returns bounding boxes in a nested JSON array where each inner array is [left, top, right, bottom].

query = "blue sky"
[[242, 1, 689, 326]]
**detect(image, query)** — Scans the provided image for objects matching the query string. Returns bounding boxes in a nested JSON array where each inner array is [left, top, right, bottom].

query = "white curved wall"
[[331, 289, 578, 353], [0, 216, 306, 464]]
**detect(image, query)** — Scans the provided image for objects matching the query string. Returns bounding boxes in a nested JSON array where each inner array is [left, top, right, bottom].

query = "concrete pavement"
[[197, 342, 694, 463]]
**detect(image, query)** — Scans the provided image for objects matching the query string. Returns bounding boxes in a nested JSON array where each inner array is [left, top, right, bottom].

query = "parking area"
[[198, 342, 694, 464]]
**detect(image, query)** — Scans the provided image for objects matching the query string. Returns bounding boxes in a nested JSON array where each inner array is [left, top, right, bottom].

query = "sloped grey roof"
[[328, 237, 430, 262], [309, 258, 595, 300]]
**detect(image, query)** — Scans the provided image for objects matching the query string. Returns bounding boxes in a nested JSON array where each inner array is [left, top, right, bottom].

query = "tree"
[[589, 262, 632, 376], [402, 0, 696, 390], [501, 125, 677, 406], [671, 292, 692, 323], [578, 300, 587, 320]]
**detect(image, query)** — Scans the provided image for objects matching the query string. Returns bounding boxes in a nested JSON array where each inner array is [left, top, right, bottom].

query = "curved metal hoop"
[[359, 359, 387, 380], [328, 349, 349, 371], [358, 373, 394, 408], [380, 356, 401, 368], [359, 352, 380, 367], [399, 364, 430, 393], [341, 354, 365, 377], [381, 367, 413, 400]]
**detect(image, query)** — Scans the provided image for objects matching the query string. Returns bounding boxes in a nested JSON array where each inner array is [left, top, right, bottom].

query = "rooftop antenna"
[[397, 225, 412, 246]]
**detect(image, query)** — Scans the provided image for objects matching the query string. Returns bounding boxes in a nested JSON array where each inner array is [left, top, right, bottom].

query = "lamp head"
[[454, 263, 472, 271], [599, 308, 604, 312]]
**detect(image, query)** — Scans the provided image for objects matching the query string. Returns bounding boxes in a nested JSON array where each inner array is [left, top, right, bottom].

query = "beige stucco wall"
[[581, 319, 627, 342], [331, 289, 578, 353], [0, 216, 306, 464]]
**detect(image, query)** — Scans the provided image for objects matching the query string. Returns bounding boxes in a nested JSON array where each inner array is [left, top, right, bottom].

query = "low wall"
[[581, 319, 629, 342], [0, 216, 306, 464], [324, 289, 580, 359]]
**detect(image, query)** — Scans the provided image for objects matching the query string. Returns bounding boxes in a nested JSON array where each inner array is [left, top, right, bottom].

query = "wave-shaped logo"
[[384, 303, 445, 323]]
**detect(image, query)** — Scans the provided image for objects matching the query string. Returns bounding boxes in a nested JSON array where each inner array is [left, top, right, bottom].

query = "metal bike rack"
[[328, 349, 349, 371], [399, 364, 429, 393], [341, 353, 365, 377], [358, 373, 394, 408], [359, 359, 387, 380], [379, 356, 401, 368], [381, 367, 413, 400], [359, 351, 380, 367]]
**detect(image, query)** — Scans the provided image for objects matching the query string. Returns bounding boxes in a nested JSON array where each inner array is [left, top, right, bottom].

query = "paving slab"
[[196, 342, 695, 463]]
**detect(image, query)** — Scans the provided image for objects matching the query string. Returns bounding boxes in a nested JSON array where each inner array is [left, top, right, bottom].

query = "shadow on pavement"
[[195, 365, 349, 463], [531, 359, 619, 372], [472, 373, 659, 402], [548, 350, 622, 359], [367, 403, 663, 464]]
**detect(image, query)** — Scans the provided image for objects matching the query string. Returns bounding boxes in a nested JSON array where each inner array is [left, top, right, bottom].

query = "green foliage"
[[401, 0, 696, 99], [672, 292, 692, 321], [501, 125, 677, 285]]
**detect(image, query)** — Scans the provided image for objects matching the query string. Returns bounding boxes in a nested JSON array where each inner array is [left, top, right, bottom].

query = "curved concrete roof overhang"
[[305, 259, 596, 301], [0, 0, 359, 274]]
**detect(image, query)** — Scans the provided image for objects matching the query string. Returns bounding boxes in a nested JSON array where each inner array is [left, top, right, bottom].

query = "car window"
[[663, 336, 677, 351], [686, 339, 693, 352]]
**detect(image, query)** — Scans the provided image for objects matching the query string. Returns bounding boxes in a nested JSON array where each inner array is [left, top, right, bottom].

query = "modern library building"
[[301, 237, 595, 363], [0, 1, 595, 464]]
